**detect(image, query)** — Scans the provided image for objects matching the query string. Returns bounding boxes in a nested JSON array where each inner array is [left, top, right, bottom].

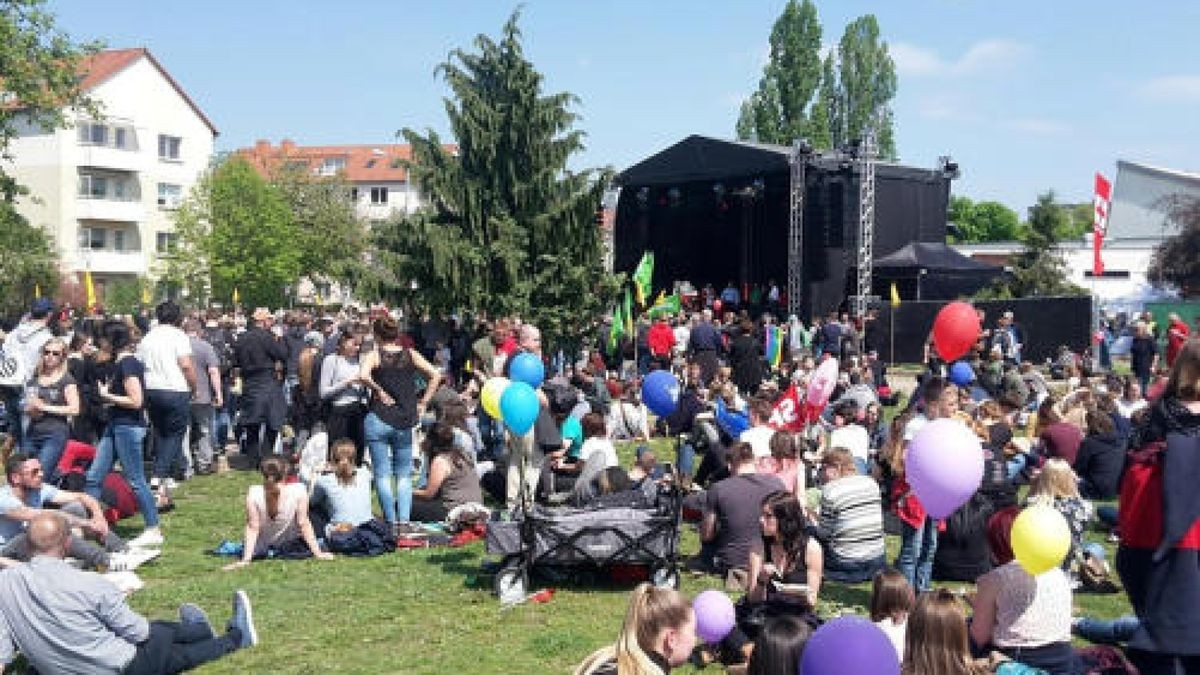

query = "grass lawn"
[[120, 438, 1133, 674]]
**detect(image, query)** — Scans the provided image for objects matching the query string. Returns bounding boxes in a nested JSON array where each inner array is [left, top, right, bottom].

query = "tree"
[[979, 191, 1086, 299], [271, 165, 368, 291], [1148, 195, 1200, 297], [948, 196, 1021, 243], [830, 15, 898, 158], [379, 10, 616, 345], [0, 204, 58, 316], [165, 156, 302, 307], [736, 0, 823, 145]]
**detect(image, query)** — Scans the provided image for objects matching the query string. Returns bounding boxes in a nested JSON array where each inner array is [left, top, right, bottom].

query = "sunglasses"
[[42, 350, 63, 357]]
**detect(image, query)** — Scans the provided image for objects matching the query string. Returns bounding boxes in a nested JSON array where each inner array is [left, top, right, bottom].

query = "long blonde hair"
[[1028, 458, 1081, 502], [35, 337, 68, 379], [575, 583, 692, 675]]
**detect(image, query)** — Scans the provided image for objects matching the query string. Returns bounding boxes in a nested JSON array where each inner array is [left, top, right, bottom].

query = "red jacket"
[[647, 322, 675, 357]]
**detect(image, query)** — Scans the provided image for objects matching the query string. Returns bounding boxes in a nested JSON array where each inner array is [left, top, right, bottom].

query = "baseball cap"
[[30, 298, 55, 318]]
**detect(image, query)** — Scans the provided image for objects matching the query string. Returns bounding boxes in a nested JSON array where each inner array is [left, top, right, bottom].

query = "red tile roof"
[[235, 140, 457, 183], [78, 48, 218, 136]]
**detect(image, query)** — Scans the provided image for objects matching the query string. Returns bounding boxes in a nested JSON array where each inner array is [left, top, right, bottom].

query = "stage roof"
[[615, 135, 791, 187]]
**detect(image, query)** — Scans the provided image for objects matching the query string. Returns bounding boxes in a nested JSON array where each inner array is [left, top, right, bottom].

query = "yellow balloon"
[[481, 377, 510, 420], [1011, 503, 1071, 576]]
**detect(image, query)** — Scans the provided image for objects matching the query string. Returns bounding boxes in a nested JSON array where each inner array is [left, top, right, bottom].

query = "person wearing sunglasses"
[[22, 337, 79, 484]]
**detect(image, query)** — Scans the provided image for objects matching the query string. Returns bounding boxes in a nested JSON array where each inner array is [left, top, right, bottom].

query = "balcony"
[[76, 197, 145, 223], [74, 251, 147, 275], [77, 145, 146, 173]]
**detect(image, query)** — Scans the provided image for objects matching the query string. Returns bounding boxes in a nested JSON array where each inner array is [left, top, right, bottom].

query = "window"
[[113, 229, 126, 252], [319, 157, 346, 176], [156, 232, 178, 254], [158, 134, 182, 161], [284, 159, 309, 172], [78, 122, 107, 146], [78, 174, 108, 199], [365, 159, 377, 169], [370, 187, 388, 205], [157, 183, 183, 209], [349, 187, 359, 202], [78, 122, 137, 150], [79, 227, 106, 250]]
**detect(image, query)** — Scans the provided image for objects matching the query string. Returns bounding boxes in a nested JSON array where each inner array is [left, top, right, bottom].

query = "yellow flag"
[[34, 283, 42, 298], [141, 283, 152, 305], [232, 287, 240, 305], [890, 281, 901, 308], [84, 270, 96, 310], [315, 290, 323, 307]]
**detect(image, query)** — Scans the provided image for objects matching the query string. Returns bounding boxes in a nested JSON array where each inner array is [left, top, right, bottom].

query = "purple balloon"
[[692, 590, 735, 643], [800, 616, 899, 675], [906, 418, 984, 519]]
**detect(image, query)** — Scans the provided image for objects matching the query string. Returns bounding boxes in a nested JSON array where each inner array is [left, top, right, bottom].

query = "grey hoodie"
[[2, 320, 52, 382]]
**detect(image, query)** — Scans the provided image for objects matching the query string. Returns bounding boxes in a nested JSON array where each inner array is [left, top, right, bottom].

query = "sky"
[[50, 0, 1200, 214]]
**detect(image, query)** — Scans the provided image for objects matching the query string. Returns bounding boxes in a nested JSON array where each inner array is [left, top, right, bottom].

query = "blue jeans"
[[675, 442, 696, 478], [1, 389, 22, 446], [364, 412, 414, 524], [147, 390, 191, 480], [86, 423, 159, 528], [823, 550, 886, 584], [896, 516, 938, 592], [1073, 614, 1139, 645], [24, 427, 68, 483]]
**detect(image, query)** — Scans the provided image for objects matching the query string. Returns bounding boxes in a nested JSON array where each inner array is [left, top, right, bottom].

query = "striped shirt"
[[818, 474, 886, 562]]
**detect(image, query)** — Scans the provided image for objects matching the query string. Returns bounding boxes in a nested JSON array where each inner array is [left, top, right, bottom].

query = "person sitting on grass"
[[871, 568, 915, 660], [0, 511, 258, 675], [307, 438, 375, 536], [574, 582, 697, 675], [1025, 458, 1093, 576], [808, 447, 887, 583], [904, 588, 988, 675], [410, 423, 482, 523], [223, 456, 333, 570], [744, 615, 811, 675]]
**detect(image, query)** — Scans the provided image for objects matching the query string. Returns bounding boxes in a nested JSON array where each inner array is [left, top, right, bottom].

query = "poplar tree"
[[736, 0, 823, 145], [377, 10, 615, 344], [831, 15, 898, 158]]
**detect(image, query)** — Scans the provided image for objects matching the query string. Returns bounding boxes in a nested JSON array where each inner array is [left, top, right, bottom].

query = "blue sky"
[[52, 0, 1200, 213]]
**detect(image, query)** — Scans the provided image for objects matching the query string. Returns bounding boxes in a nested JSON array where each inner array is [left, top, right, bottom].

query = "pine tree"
[[980, 191, 1085, 299], [736, 0, 823, 145], [377, 10, 615, 345]]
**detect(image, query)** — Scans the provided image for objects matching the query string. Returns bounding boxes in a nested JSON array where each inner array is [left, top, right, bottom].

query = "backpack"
[[206, 329, 235, 377]]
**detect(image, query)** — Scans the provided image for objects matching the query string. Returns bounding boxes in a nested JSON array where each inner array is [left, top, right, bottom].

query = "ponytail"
[[617, 583, 690, 675], [261, 457, 287, 519]]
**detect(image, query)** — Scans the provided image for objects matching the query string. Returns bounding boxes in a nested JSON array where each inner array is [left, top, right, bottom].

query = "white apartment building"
[[3, 48, 216, 301]]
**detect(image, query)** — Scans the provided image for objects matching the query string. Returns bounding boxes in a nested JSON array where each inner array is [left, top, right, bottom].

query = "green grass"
[[121, 439, 1132, 674]]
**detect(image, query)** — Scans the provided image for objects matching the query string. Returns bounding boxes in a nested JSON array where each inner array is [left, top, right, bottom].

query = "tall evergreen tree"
[[833, 15, 898, 158], [378, 10, 615, 344], [736, 0, 823, 145], [979, 191, 1085, 299]]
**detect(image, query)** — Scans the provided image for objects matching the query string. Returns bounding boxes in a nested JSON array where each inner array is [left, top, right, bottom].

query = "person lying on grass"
[[224, 456, 333, 570]]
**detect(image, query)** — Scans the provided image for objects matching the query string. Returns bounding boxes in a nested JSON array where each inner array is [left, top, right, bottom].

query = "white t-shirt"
[[875, 617, 906, 659], [902, 413, 931, 443], [137, 324, 192, 392], [829, 425, 872, 462], [739, 425, 776, 459], [580, 438, 619, 469]]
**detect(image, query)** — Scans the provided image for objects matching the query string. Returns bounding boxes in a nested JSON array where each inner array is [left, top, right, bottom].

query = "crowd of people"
[[1, 293, 1198, 674]]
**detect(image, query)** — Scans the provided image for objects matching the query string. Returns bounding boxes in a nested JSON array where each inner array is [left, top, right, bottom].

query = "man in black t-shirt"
[[694, 442, 784, 582]]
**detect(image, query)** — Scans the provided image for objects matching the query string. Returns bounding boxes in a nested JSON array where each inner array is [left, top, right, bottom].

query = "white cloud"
[[1002, 117, 1069, 136], [1138, 75, 1200, 103], [891, 39, 1031, 78]]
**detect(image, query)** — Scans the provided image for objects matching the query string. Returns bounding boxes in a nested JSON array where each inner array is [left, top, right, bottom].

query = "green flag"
[[608, 303, 624, 353], [623, 288, 634, 335], [647, 293, 682, 319], [632, 251, 654, 306]]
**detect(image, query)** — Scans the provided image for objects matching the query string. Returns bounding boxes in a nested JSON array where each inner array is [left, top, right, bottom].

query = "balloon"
[[906, 418, 984, 519], [499, 381, 540, 435], [1012, 503, 1071, 576], [480, 377, 510, 420], [801, 616, 900, 675], [932, 301, 982, 362], [948, 360, 975, 386], [641, 370, 681, 417], [805, 356, 839, 408], [508, 352, 545, 388], [692, 590, 735, 643]]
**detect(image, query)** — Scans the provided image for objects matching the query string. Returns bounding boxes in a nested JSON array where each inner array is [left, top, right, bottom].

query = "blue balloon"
[[641, 370, 681, 417], [500, 381, 540, 435], [949, 360, 975, 386], [509, 352, 545, 388]]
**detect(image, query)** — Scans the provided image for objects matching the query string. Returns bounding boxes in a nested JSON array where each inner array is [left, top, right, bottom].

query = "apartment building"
[[4, 48, 216, 301]]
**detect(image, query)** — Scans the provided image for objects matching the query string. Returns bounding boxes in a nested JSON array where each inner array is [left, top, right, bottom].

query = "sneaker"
[[179, 602, 216, 640], [165, 478, 179, 490], [128, 530, 164, 549], [108, 548, 161, 572], [229, 590, 258, 648], [103, 570, 145, 594]]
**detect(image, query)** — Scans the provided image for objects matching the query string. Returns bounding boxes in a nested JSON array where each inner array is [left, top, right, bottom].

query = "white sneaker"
[[108, 548, 161, 572], [229, 590, 258, 648], [128, 530, 165, 549], [103, 570, 145, 594], [165, 478, 179, 489]]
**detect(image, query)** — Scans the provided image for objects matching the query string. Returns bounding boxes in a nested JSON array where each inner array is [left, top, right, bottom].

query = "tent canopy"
[[874, 242, 1000, 273]]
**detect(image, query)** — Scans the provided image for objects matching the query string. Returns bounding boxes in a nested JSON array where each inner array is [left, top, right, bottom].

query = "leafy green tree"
[[1148, 195, 1200, 297], [948, 196, 1021, 243], [271, 165, 368, 290], [736, 0, 823, 145], [808, 54, 837, 150], [165, 157, 301, 307], [979, 191, 1085, 298], [831, 15, 898, 158], [0, 205, 58, 315], [103, 276, 151, 315], [379, 10, 616, 345]]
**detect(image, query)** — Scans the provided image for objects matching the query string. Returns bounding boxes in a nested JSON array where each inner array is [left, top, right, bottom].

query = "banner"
[[84, 271, 96, 310], [764, 325, 785, 369], [768, 384, 806, 431], [1093, 172, 1112, 277], [647, 293, 681, 319], [632, 252, 654, 306]]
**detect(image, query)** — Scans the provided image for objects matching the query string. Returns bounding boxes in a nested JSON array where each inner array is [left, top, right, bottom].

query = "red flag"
[[1093, 172, 1112, 276], [768, 384, 806, 431]]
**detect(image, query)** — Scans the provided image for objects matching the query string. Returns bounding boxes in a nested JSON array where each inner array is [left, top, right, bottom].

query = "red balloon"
[[932, 301, 982, 362]]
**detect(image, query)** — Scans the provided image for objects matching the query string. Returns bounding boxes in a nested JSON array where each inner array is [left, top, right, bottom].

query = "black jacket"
[[1074, 431, 1124, 500]]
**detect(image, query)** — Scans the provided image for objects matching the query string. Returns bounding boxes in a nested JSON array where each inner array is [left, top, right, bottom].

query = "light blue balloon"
[[509, 352, 545, 388], [500, 381, 540, 435]]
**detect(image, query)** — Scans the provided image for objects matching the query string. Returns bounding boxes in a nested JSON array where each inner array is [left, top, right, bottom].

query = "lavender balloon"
[[801, 616, 900, 675], [692, 590, 735, 643], [906, 418, 984, 519]]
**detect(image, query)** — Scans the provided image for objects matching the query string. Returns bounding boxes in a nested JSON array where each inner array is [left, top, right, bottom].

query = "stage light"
[[712, 182, 725, 198], [752, 178, 765, 196], [938, 155, 961, 179], [636, 186, 650, 207], [794, 139, 814, 155], [667, 187, 682, 207]]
